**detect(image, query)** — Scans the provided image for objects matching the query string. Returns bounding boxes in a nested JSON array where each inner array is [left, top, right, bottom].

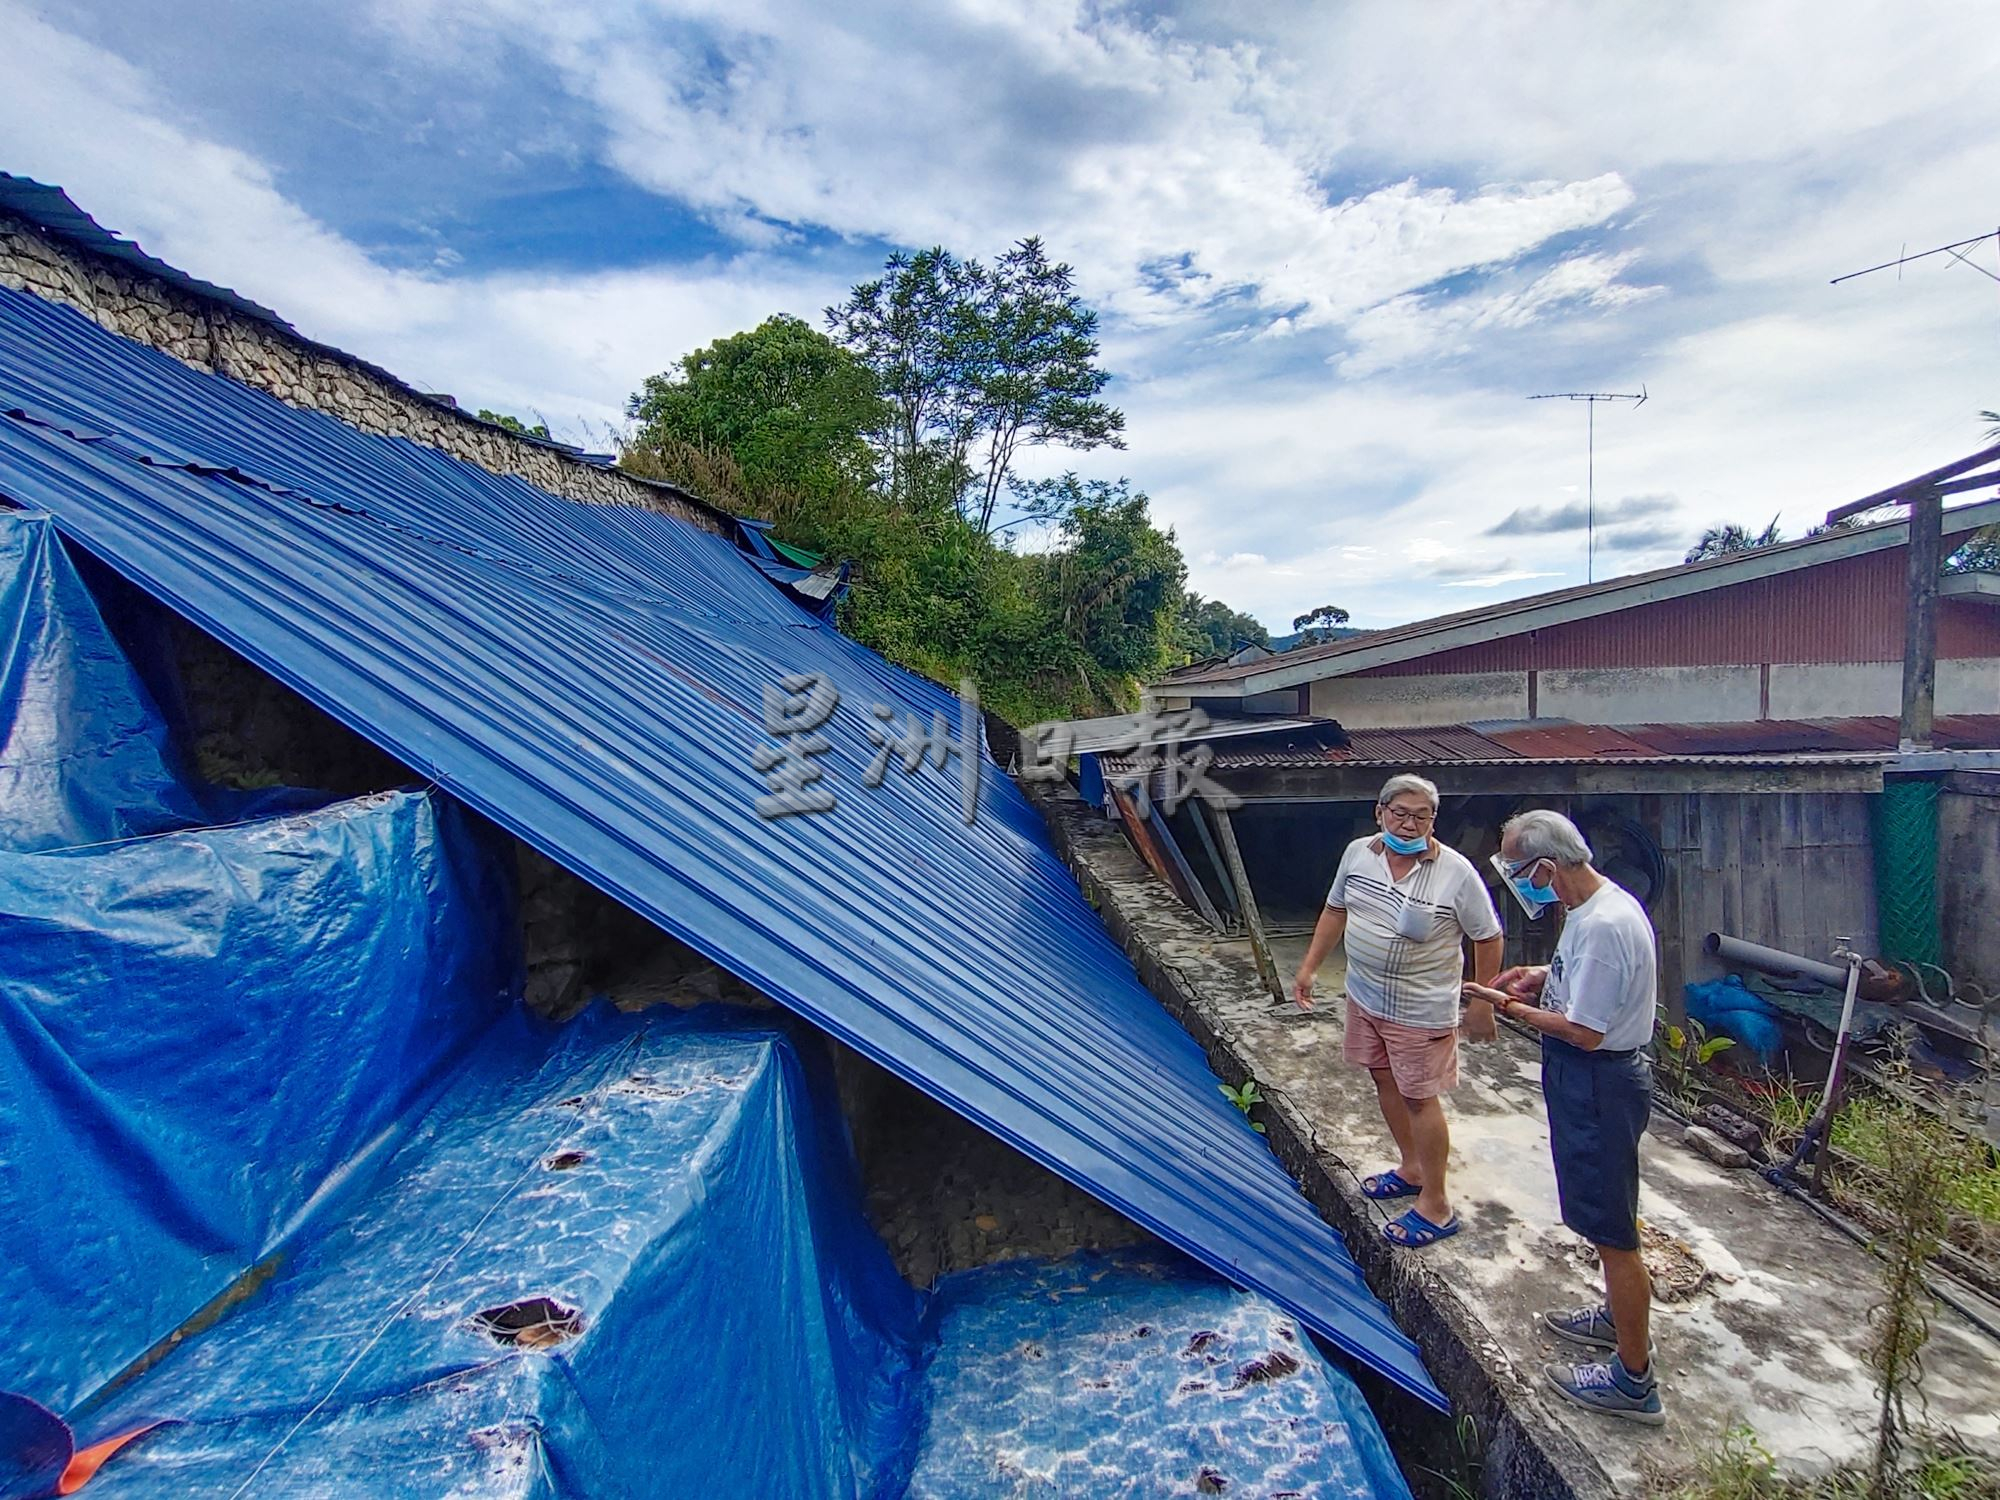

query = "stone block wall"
[[0, 209, 724, 535]]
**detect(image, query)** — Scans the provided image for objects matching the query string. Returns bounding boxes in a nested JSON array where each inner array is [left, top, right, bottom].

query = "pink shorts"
[[1342, 998, 1460, 1099]]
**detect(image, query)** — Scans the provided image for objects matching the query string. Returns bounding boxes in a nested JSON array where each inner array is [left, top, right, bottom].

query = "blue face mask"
[[1490, 853, 1559, 916], [1510, 873, 1558, 911], [1380, 828, 1429, 856]]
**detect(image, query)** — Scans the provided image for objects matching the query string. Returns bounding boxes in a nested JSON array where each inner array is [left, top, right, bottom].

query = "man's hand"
[[1460, 995, 1497, 1043], [1461, 981, 1510, 1009], [1491, 965, 1548, 1001], [1292, 969, 1316, 1011]]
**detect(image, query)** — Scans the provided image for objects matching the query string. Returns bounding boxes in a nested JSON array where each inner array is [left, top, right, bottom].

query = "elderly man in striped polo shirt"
[[1292, 774, 1504, 1248]]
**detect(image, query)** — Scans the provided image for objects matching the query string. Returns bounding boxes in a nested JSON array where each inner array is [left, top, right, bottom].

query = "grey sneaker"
[[1541, 1304, 1617, 1350], [1544, 1357, 1665, 1425]]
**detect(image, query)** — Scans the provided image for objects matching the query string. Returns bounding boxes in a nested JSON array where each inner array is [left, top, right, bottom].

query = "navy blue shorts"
[[1542, 1039, 1652, 1252]]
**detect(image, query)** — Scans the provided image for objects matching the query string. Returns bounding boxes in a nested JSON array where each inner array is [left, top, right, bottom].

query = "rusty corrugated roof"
[[1103, 715, 2000, 772]]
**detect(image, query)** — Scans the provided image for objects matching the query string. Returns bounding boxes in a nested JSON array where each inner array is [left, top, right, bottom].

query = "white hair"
[[1377, 773, 1440, 812], [1502, 809, 1594, 867]]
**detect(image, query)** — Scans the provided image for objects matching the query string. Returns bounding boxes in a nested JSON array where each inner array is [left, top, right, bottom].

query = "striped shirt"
[[1329, 836, 1503, 1029]]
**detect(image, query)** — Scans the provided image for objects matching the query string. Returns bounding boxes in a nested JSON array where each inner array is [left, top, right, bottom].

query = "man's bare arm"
[[1459, 935, 1506, 1041], [1292, 905, 1347, 1010], [1462, 981, 1605, 1050]]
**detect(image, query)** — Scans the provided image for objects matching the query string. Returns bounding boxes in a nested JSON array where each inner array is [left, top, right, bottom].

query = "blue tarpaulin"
[[0, 509, 208, 850], [77, 1008, 925, 1499], [0, 786, 520, 1415], [0, 508, 1410, 1498], [908, 1252, 1414, 1500], [0, 275, 1438, 1406]]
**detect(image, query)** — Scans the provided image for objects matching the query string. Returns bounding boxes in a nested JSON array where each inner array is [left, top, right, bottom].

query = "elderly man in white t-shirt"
[[1463, 808, 1663, 1425], [1292, 774, 1503, 1249]]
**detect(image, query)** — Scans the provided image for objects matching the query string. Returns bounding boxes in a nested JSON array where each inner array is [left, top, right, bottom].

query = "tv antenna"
[[1528, 388, 1648, 583], [1829, 229, 2000, 287]]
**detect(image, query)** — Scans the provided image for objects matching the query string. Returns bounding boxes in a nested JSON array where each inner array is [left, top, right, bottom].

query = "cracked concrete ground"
[[1034, 786, 2000, 1498]]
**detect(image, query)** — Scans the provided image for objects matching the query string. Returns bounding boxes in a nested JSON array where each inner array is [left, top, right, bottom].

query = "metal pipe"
[[1806, 944, 1865, 1193], [1705, 931, 1849, 989]]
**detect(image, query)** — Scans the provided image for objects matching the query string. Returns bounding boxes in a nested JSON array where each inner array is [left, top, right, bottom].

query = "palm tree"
[[1684, 516, 1782, 564]]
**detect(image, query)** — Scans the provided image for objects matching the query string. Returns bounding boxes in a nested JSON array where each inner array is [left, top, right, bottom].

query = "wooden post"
[[1900, 490, 1942, 750], [1210, 804, 1287, 1004], [1186, 798, 1240, 926]]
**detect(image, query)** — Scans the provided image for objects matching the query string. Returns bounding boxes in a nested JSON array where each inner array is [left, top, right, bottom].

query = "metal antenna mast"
[[1829, 229, 2000, 287], [1528, 388, 1648, 583]]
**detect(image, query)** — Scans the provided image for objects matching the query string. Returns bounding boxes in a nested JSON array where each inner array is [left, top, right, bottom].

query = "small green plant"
[[1834, 1091, 2000, 1229], [1665, 1422, 1782, 1499], [1652, 1420, 2000, 1498], [1759, 1073, 1822, 1153], [1658, 1007, 1737, 1109], [1218, 1080, 1266, 1133], [1413, 1412, 1483, 1500]]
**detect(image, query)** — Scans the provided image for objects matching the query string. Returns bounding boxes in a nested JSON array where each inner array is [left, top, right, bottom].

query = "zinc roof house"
[[1149, 502, 2000, 729]]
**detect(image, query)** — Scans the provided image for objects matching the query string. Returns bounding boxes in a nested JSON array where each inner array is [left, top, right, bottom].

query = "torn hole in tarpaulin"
[[471, 1299, 584, 1349]]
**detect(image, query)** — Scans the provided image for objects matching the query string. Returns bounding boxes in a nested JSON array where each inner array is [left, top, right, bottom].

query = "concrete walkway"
[[1036, 788, 2000, 1497]]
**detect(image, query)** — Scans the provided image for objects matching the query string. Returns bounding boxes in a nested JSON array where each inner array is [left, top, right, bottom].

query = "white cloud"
[[1337, 251, 1660, 375], [0, 1, 850, 438], [5, 0, 1998, 641], [367, 0, 1644, 342], [1442, 570, 1565, 589]]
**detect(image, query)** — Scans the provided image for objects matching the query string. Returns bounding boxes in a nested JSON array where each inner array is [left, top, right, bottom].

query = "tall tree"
[[968, 238, 1124, 532], [827, 240, 1124, 529], [825, 248, 987, 511], [1684, 517, 1782, 563], [1291, 604, 1352, 646], [1038, 481, 1186, 684], [1177, 593, 1270, 660], [628, 315, 885, 495]]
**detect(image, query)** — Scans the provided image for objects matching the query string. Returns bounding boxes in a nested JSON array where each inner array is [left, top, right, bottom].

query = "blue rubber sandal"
[[1382, 1207, 1460, 1248], [1361, 1169, 1421, 1201]]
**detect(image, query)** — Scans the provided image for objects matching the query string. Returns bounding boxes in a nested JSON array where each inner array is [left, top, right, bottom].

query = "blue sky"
[[4, 1, 1997, 629]]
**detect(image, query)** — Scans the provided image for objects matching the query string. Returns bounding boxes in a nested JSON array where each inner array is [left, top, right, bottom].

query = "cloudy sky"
[[4, 1, 1996, 628]]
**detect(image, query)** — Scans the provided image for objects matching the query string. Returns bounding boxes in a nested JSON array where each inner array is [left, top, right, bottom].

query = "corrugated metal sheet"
[[1167, 503, 2000, 689], [1051, 711, 1342, 755], [1118, 716, 2000, 773], [0, 284, 1440, 1406]]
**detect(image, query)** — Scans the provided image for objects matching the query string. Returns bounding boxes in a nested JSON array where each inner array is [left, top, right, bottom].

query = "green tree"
[[1291, 603, 1352, 646], [477, 408, 550, 439], [1177, 593, 1271, 661], [825, 247, 986, 511], [1037, 481, 1186, 687], [827, 240, 1124, 530], [628, 315, 885, 495], [968, 238, 1124, 532], [1684, 516, 1782, 563]]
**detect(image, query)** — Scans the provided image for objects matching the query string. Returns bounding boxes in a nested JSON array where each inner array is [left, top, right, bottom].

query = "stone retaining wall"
[[0, 209, 723, 534]]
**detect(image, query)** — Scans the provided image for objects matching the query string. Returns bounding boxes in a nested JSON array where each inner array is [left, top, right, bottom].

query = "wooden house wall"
[[1635, 791, 1879, 1016]]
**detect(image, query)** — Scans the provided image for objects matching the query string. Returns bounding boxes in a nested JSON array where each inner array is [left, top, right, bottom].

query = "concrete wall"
[[1307, 670, 1527, 725], [1939, 772, 2000, 996], [1768, 658, 2000, 719], [0, 209, 723, 534], [1299, 658, 1997, 729], [1540, 664, 1761, 723]]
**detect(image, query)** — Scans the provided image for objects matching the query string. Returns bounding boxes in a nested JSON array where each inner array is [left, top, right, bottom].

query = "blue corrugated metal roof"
[[0, 281, 1440, 1407]]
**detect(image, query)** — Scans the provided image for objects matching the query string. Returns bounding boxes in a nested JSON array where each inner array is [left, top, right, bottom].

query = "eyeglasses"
[[1379, 803, 1434, 826], [1495, 853, 1542, 878]]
